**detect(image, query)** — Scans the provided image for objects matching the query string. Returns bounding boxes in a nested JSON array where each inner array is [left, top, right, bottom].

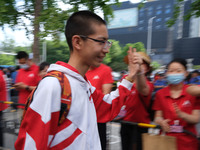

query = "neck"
[[27, 60, 33, 66], [169, 82, 184, 91], [68, 55, 89, 77]]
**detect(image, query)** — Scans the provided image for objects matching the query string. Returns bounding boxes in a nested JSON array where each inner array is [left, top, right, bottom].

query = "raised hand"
[[126, 47, 143, 81]]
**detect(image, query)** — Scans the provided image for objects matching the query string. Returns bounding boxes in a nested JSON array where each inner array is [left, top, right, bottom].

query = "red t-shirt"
[[0, 70, 8, 111], [122, 75, 154, 124], [86, 64, 113, 92], [153, 84, 200, 150], [16, 64, 40, 107]]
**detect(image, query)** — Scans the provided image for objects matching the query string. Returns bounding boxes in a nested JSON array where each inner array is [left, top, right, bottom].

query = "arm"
[[135, 72, 150, 96], [153, 92, 171, 132], [102, 83, 113, 94], [14, 71, 39, 91], [154, 110, 171, 132], [94, 48, 139, 122], [129, 48, 150, 96], [93, 79, 133, 123], [173, 103, 200, 124], [14, 82, 36, 91], [186, 85, 200, 97]]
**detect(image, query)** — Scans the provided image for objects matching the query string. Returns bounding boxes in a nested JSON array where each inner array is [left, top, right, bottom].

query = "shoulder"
[[37, 76, 61, 92], [32, 64, 39, 72], [156, 86, 168, 94]]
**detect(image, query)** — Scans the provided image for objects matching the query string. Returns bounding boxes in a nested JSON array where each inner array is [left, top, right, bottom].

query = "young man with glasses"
[[15, 10, 140, 150]]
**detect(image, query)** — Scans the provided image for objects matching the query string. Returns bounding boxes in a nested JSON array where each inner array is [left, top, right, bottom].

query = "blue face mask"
[[166, 73, 185, 85]]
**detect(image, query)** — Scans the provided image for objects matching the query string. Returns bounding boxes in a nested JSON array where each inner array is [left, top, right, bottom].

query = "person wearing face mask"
[[153, 58, 200, 150], [14, 51, 40, 110]]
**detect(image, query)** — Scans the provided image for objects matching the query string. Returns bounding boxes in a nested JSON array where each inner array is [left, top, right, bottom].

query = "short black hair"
[[16, 51, 29, 59], [167, 58, 187, 70], [65, 10, 106, 51], [39, 61, 50, 71]]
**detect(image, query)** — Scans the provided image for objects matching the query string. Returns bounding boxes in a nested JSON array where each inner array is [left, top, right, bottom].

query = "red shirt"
[[86, 64, 113, 92], [16, 64, 40, 107], [153, 84, 200, 150], [122, 76, 154, 124], [0, 70, 8, 111]]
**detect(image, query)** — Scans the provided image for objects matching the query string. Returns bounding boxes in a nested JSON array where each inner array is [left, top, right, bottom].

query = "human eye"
[[167, 70, 173, 73], [97, 40, 105, 45]]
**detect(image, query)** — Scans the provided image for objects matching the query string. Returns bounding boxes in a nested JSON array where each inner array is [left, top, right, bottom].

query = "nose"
[[102, 48, 109, 54]]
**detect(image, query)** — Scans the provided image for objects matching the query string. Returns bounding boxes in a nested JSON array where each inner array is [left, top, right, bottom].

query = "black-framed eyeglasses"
[[79, 35, 112, 50]]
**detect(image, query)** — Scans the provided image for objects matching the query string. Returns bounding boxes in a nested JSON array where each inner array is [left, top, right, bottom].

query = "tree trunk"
[[32, 0, 43, 63]]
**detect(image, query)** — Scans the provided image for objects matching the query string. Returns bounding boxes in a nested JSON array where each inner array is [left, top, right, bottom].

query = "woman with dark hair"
[[153, 58, 200, 150]]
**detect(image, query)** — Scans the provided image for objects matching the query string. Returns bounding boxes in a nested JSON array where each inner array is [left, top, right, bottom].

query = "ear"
[[72, 35, 83, 51]]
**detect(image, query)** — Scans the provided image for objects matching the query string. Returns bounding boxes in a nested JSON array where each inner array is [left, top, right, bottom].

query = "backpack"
[[22, 70, 72, 125]]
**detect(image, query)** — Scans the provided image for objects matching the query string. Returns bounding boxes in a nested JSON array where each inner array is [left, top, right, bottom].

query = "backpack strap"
[[21, 87, 37, 122], [46, 71, 72, 125], [22, 70, 72, 125]]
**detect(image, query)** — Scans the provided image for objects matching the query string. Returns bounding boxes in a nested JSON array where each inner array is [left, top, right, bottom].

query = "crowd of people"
[[0, 10, 200, 150]]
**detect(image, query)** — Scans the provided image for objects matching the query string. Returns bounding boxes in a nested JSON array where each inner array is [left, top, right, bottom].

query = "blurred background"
[[1, 0, 200, 149]]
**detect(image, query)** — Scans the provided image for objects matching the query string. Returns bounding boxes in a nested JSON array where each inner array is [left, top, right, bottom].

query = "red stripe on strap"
[[50, 128, 82, 150]]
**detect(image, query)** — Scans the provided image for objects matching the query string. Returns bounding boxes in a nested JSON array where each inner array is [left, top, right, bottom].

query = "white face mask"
[[19, 64, 29, 70]]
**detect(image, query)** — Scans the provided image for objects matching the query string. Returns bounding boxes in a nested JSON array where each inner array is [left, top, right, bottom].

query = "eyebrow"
[[97, 36, 108, 40]]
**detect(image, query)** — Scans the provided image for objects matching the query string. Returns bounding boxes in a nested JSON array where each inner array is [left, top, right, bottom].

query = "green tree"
[[0, 54, 15, 65], [151, 61, 161, 70], [193, 65, 200, 70], [0, 0, 120, 63], [166, 0, 200, 27], [45, 40, 70, 64], [67, 0, 120, 21], [0, 39, 32, 65], [103, 39, 126, 71], [122, 42, 146, 56], [0, 39, 31, 54]]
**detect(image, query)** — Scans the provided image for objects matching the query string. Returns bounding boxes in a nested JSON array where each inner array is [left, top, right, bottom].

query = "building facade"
[[108, 0, 200, 65]]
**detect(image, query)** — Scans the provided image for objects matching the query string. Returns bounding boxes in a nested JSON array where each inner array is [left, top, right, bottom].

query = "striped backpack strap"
[[44, 70, 72, 125], [22, 70, 72, 125]]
